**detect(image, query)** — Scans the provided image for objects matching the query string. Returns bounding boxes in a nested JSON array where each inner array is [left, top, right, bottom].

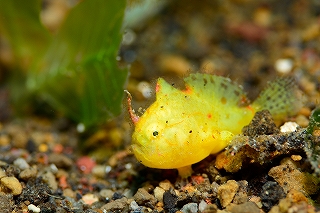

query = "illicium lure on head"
[[126, 73, 303, 177]]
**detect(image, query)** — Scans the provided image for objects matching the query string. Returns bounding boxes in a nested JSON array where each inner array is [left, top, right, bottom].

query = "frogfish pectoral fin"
[[210, 131, 234, 154]]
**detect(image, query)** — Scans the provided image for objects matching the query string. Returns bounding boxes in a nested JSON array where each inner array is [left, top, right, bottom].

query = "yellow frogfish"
[[126, 73, 302, 177]]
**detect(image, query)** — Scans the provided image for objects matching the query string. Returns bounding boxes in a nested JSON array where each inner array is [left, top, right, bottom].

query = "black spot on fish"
[[210, 76, 215, 84], [203, 78, 208, 86], [221, 82, 228, 90]]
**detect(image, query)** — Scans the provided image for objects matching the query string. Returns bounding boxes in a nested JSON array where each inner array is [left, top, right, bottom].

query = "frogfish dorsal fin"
[[184, 73, 247, 107], [155, 78, 179, 99]]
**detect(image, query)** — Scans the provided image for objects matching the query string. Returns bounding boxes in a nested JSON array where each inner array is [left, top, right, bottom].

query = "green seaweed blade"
[[28, 0, 128, 127]]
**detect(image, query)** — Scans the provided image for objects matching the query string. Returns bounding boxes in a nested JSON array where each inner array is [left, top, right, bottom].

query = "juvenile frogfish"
[[126, 73, 302, 177]]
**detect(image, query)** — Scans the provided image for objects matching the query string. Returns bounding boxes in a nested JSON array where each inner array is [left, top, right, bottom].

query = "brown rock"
[[48, 153, 73, 168], [215, 128, 306, 173], [232, 180, 248, 204], [19, 167, 38, 180], [269, 190, 315, 213], [217, 180, 239, 207], [42, 171, 58, 191], [159, 179, 173, 191], [154, 187, 165, 202], [229, 202, 260, 213], [268, 161, 320, 195], [133, 188, 157, 206], [0, 176, 22, 195], [100, 197, 128, 212]]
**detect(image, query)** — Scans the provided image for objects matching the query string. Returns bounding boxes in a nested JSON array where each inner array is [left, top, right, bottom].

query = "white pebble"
[[105, 165, 112, 173], [122, 29, 136, 45], [49, 164, 58, 173], [125, 163, 132, 170], [130, 200, 140, 211], [138, 81, 152, 98], [275, 58, 293, 74], [77, 123, 85, 133], [13, 158, 30, 170], [181, 203, 198, 213], [28, 204, 40, 213], [198, 200, 208, 212], [280, 122, 299, 133], [154, 186, 165, 202]]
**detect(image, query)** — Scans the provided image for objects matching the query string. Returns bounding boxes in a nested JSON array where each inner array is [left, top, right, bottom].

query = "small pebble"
[[28, 204, 40, 213], [49, 163, 59, 173], [13, 158, 30, 170], [280, 122, 299, 133], [82, 193, 99, 205], [291, 155, 302, 161], [181, 203, 198, 213], [38, 143, 48, 152], [105, 165, 112, 173], [0, 134, 10, 146], [295, 115, 309, 127], [217, 180, 239, 207], [154, 186, 165, 202], [313, 130, 320, 136], [1, 176, 22, 195], [63, 188, 76, 199], [275, 58, 293, 74], [248, 196, 262, 208], [0, 169, 6, 179], [48, 153, 73, 168], [19, 166, 37, 180], [100, 189, 114, 200], [137, 81, 152, 98], [133, 188, 157, 205], [130, 200, 140, 211], [198, 200, 208, 212], [229, 202, 260, 213], [159, 180, 173, 191], [77, 123, 85, 133], [100, 197, 128, 212], [76, 156, 96, 174], [42, 171, 58, 191], [92, 165, 107, 178], [122, 29, 136, 45]]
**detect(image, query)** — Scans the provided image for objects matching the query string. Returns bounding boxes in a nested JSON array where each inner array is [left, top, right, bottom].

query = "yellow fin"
[[252, 77, 303, 120], [184, 73, 247, 107]]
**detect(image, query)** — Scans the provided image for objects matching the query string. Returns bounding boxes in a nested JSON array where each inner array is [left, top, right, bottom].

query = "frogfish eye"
[[152, 131, 159, 136]]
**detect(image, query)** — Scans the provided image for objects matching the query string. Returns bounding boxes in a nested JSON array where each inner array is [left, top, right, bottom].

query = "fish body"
[[128, 73, 301, 174]]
